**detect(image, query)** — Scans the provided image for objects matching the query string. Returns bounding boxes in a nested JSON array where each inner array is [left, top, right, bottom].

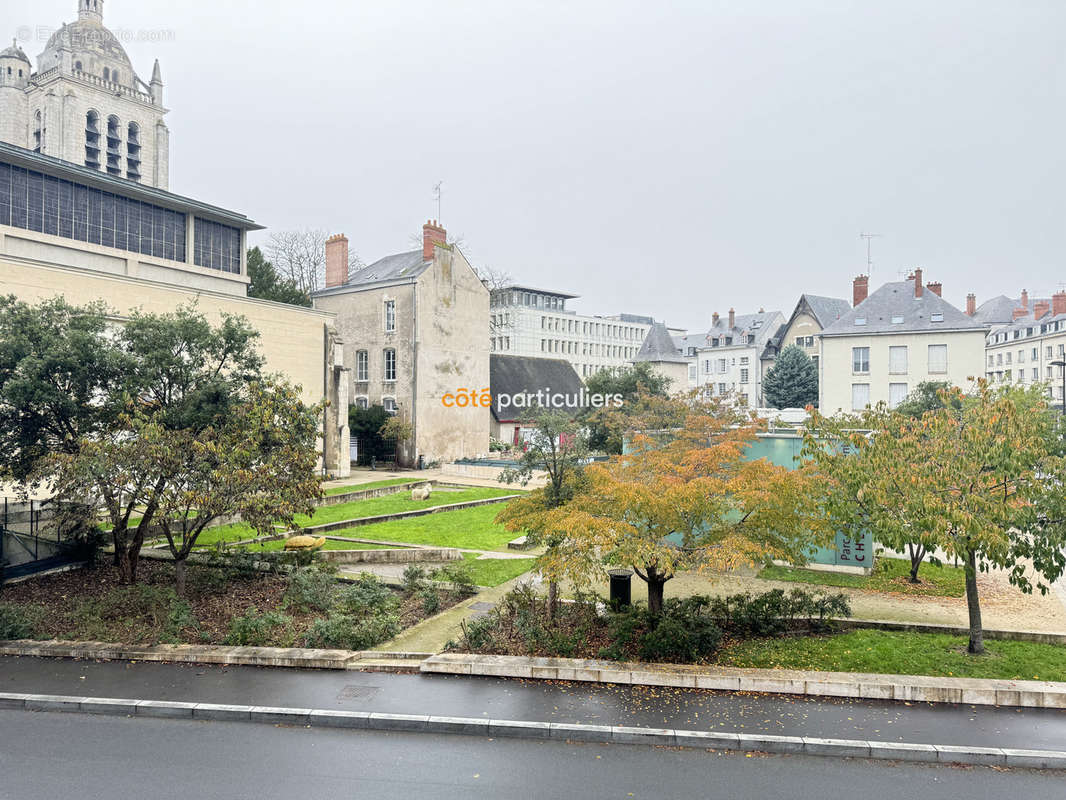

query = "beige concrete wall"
[[819, 329, 986, 414], [646, 360, 689, 393], [0, 255, 332, 408]]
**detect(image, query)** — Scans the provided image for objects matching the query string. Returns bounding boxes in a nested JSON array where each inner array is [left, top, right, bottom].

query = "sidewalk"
[[3, 655, 1065, 750]]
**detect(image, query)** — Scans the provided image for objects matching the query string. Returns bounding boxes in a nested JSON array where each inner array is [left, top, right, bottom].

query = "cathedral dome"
[[38, 2, 135, 86], [0, 40, 30, 63]]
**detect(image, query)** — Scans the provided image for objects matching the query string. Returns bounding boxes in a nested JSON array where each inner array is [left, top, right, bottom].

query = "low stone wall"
[[302, 495, 520, 535], [318, 547, 461, 565], [319, 481, 431, 507], [838, 618, 1066, 646]]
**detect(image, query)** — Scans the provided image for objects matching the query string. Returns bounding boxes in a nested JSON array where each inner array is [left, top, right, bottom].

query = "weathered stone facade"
[[314, 223, 490, 466]]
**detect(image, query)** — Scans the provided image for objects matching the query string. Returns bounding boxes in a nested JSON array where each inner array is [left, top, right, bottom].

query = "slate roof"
[[346, 250, 430, 287], [973, 295, 1051, 326], [801, 295, 852, 328], [489, 355, 585, 422], [702, 310, 784, 349], [634, 322, 687, 363], [673, 332, 708, 354], [820, 278, 986, 337]]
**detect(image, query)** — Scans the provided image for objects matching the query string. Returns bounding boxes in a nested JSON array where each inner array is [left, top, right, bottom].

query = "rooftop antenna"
[[433, 181, 443, 222], [859, 232, 882, 277]]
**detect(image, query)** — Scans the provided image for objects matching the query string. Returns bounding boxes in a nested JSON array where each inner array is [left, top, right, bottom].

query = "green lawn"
[[331, 504, 519, 552], [323, 478, 418, 496], [758, 557, 966, 598], [459, 553, 538, 587], [191, 488, 517, 548], [717, 628, 1066, 681], [217, 538, 402, 553]]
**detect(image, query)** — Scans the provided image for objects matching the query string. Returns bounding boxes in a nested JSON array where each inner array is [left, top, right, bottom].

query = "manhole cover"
[[338, 685, 381, 700]]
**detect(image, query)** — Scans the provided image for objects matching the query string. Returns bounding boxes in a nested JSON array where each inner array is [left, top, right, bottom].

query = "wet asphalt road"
[[2, 655, 1065, 750], [1, 709, 1062, 800]]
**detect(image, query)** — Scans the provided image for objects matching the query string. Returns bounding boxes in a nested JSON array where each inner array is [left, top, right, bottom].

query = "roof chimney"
[[926, 281, 942, 297], [852, 275, 869, 307], [712, 311, 720, 327], [966, 293, 976, 316], [1034, 300, 1050, 320], [324, 233, 349, 288], [423, 219, 446, 262], [728, 308, 735, 330], [912, 268, 923, 298], [1054, 292, 1066, 317], [1013, 307, 1028, 321], [1021, 289, 1029, 309]]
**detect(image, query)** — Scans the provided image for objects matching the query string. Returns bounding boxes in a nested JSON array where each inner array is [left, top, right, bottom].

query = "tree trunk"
[[645, 565, 668, 616], [174, 557, 187, 597], [547, 580, 559, 620], [964, 548, 984, 655], [908, 543, 926, 583]]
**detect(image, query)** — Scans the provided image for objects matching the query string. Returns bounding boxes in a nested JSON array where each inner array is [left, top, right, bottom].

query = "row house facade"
[[984, 292, 1066, 405]]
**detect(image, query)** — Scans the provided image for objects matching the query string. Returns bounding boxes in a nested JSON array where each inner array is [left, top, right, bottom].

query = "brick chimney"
[[1021, 289, 1029, 309], [912, 268, 923, 298], [926, 282, 942, 297], [1054, 292, 1066, 317], [712, 311, 720, 327], [1034, 300, 1050, 320], [853, 275, 869, 307], [728, 308, 735, 330], [422, 219, 446, 262], [966, 293, 976, 316], [324, 233, 349, 288], [1013, 307, 1028, 321]]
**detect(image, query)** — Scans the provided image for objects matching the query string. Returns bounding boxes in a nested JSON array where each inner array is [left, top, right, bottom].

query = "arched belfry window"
[[105, 115, 122, 176], [85, 110, 101, 169], [33, 110, 44, 153], [126, 122, 141, 181]]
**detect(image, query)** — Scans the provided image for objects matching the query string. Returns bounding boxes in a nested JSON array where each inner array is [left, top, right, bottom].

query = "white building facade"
[[685, 308, 785, 410], [0, 1, 170, 189], [984, 293, 1066, 406], [818, 272, 988, 414], [489, 285, 660, 379]]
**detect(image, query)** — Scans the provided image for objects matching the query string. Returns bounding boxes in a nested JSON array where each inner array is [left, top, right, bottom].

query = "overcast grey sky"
[[10, 0, 1066, 331]]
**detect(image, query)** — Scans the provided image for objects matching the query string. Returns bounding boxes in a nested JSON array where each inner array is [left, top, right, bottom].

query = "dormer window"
[[854, 318, 867, 326], [931, 313, 944, 323]]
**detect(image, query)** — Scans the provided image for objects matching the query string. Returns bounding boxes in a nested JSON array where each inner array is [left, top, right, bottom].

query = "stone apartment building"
[[984, 291, 1066, 407], [818, 271, 987, 414], [0, 2, 170, 189], [313, 222, 490, 465], [0, 2, 350, 477], [685, 308, 785, 410]]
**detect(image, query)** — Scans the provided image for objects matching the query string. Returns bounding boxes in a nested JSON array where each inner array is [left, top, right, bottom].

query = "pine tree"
[[763, 345, 818, 409]]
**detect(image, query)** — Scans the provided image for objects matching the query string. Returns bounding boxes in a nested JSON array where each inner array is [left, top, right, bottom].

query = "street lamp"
[[1051, 360, 1066, 417]]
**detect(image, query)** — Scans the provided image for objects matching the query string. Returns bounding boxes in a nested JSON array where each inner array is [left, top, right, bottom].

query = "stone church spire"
[[79, 0, 104, 23]]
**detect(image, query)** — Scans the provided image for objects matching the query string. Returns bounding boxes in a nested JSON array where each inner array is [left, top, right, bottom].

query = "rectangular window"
[[354, 396, 368, 410], [889, 382, 908, 409], [383, 348, 396, 381], [1033, 348, 1039, 360], [384, 300, 396, 333], [888, 346, 908, 374], [355, 350, 368, 382], [688, 365, 697, 381], [852, 383, 870, 411], [1018, 349, 1025, 364], [740, 356, 749, 365], [740, 368, 749, 384], [795, 337, 804, 346], [852, 346, 870, 373], [1033, 368, 1040, 381], [928, 344, 948, 374]]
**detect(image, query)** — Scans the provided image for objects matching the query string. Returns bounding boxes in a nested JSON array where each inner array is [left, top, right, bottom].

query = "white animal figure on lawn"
[[412, 483, 432, 501]]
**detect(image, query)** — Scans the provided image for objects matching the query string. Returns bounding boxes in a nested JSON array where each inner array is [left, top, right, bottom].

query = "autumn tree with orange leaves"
[[804, 381, 1066, 655], [511, 398, 832, 615]]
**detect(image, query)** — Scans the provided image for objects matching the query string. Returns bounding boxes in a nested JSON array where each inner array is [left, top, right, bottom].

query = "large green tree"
[[0, 296, 129, 483], [52, 382, 322, 594], [805, 383, 1066, 654], [763, 345, 818, 409], [584, 362, 672, 453], [246, 247, 312, 307]]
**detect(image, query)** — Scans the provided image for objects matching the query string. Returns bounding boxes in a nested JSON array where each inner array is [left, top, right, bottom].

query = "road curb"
[[420, 653, 1066, 710], [2, 691, 1063, 769]]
